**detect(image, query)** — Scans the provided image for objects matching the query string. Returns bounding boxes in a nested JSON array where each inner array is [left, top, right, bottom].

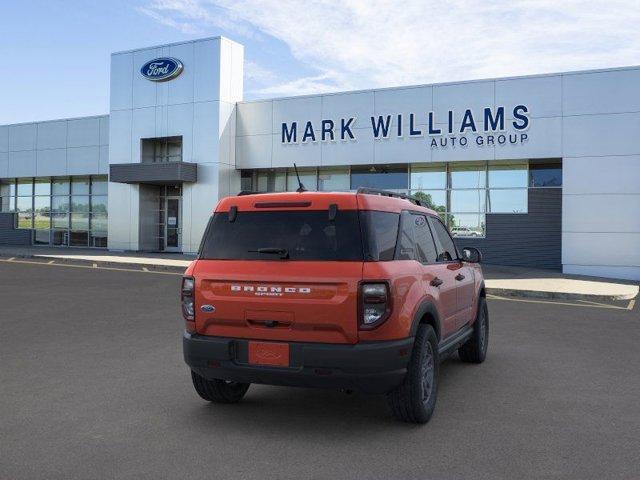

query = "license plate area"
[[248, 341, 290, 367]]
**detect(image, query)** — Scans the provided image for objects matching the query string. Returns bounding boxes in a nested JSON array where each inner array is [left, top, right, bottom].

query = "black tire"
[[458, 296, 489, 364], [190, 370, 250, 403], [386, 324, 439, 424]]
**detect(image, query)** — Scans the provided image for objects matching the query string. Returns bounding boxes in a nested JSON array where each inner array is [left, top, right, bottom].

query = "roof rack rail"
[[356, 187, 423, 207]]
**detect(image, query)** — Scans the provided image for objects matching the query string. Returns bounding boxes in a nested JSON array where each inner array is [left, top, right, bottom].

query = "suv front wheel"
[[191, 370, 250, 403], [387, 324, 439, 424]]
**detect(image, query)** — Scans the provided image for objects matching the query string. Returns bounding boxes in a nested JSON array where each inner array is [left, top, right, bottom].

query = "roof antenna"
[[293, 163, 307, 192]]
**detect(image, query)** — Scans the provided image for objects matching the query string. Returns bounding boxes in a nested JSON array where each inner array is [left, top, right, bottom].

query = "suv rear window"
[[199, 211, 363, 261]]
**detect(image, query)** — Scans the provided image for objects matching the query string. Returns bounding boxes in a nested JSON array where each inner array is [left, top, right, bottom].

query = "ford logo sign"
[[200, 304, 215, 313], [140, 57, 184, 82]]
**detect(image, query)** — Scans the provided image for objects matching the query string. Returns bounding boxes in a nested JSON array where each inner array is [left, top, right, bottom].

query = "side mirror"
[[461, 247, 482, 263]]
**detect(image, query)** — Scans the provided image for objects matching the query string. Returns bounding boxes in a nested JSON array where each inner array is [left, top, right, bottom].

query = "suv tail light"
[[359, 282, 392, 329], [181, 276, 195, 321]]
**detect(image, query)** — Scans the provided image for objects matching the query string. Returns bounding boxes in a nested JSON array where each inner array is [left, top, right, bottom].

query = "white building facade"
[[1, 36, 639, 280]]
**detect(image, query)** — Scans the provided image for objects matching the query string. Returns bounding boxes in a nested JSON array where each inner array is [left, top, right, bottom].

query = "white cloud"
[[136, 6, 203, 35], [139, 0, 261, 39], [141, 0, 640, 97]]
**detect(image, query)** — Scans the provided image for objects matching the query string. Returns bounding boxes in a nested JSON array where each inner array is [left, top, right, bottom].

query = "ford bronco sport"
[[182, 188, 488, 424]]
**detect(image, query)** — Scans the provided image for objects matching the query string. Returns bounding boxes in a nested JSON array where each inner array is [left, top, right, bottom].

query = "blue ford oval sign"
[[140, 57, 184, 82]]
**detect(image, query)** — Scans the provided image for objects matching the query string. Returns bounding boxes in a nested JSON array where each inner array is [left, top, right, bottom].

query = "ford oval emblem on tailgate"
[[200, 304, 215, 313]]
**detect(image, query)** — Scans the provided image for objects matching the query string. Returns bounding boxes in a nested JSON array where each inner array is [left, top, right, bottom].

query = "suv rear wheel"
[[458, 297, 489, 363], [191, 370, 250, 403], [387, 324, 439, 424]]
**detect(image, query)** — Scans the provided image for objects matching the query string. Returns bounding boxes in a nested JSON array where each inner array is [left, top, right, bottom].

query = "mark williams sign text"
[[281, 105, 529, 148]]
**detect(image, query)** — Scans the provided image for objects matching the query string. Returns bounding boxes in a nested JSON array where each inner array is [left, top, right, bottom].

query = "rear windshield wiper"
[[248, 247, 290, 259]]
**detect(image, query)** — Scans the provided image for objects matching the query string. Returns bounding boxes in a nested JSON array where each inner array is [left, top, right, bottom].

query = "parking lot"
[[1, 258, 639, 480]]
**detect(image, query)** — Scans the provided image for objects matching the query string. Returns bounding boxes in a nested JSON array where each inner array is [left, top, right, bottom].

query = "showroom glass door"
[[164, 197, 181, 252]]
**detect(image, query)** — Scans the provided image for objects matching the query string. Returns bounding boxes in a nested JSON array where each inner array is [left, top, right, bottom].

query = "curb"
[[0, 253, 189, 273], [486, 287, 637, 302]]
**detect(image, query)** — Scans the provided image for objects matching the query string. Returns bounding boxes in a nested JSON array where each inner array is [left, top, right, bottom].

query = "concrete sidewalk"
[[483, 264, 638, 301], [0, 246, 637, 301], [0, 246, 193, 271]]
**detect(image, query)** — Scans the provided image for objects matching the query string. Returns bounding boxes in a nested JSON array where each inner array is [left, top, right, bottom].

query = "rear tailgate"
[[194, 260, 362, 344]]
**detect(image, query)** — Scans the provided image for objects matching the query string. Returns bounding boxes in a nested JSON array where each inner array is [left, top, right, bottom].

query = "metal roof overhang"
[[109, 162, 197, 185]]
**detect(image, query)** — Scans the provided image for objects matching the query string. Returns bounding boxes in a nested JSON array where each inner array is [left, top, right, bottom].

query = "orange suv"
[[182, 188, 488, 423]]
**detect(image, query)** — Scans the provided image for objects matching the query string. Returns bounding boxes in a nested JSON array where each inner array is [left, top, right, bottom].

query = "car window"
[[199, 210, 363, 261], [427, 216, 458, 262], [412, 214, 438, 263], [394, 212, 438, 264], [395, 211, 417, 261], [359, 211, 400, 261]]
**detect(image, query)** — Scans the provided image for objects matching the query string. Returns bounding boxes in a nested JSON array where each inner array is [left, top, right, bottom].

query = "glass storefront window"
[[33, 196, 51, 229], [7, 176, 107, 247], [488, 189, 528, 213], [410, 164, 446, 190], [16, 196, 33, 229], [71, 177, 90, 195], [450, 190, 486, 213], [17, 179, 33, 196], [256, 170, 286, 192], [165, 184, 182, 196], [488, 163, 528, 188], [71, 195, 90, 212], [52, 213, 69, 229], [0, 196, 15, 212], [91, 176, 108, 195], [52, 178, 70, 195], [71, 213, 89, 230], [1, 179, 16, 213], [411, 190, 447, 213], [240, 171, 253, 191], [91, 195, 108, 214], [286, 168, 317, 191], [350, 165, 408, 190], [318, 168, 350, 191], [449, 213, 486, 238], [52, 196, 69, 213], [530, 162, 562, 187], [450, 163, 486, 189], [1, 179, 16, 197], [34, 178, 51, 196], [90, 213, 108, 232]]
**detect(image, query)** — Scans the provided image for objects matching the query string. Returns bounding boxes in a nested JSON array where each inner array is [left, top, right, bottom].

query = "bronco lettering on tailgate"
[[231, 285, 311, 296]]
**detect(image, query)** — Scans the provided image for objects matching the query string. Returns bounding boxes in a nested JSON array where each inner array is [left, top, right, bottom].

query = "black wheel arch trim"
[[409, 300, 442, 341]]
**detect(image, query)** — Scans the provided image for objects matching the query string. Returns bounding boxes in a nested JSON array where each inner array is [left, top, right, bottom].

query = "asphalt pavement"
[[1, 259, 639, 480]]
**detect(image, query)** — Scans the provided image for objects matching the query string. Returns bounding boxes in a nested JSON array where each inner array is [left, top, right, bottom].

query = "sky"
[[1, 0, 639, 124]]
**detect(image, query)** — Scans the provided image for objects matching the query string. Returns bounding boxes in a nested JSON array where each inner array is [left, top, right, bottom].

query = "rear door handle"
[[430, 277, 443, 287], [455, 273, 465, 281]]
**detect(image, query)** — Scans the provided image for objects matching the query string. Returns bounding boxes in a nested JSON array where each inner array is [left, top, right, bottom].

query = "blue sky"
[[1, 0, 639, 124]]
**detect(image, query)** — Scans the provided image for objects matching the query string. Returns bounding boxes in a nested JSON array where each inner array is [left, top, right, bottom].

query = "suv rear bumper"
[[183, 332, 414, 394]]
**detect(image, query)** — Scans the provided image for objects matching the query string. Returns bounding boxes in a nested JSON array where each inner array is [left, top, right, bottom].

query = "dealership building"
[[0, 36, 639, 280]]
